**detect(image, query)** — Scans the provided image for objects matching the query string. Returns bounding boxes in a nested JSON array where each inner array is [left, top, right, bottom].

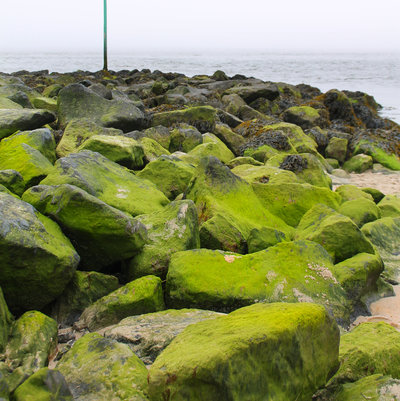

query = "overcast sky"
[[1, 0, 400, 53]]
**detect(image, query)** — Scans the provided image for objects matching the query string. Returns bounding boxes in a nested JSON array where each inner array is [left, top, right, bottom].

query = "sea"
[[1, 51, 399, 124]]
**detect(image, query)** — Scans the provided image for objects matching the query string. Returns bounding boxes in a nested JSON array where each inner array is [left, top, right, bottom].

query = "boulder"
[[57, 84, 147, 131], [322, 89, 358, 125], [295, 204, 375, 263], [141, 125, 171, 149], [329, 322, 400, 385], [78, 134, 145, 170], [1, 311, 58, 392], [13, 368, 73, 401], [138, 137, 170, 162], [75, 275, 165, 331], [32, 96, 58, 112], [343, 154, 373, 173], [247, 226, 287, 252], [335, 184, 374, 203], [253, 182, 341, 227], [56, 333, 149, 401], [0, 170, 24, 196], [232, 164, 299, 185], [281, 105, 329, 129], [0, 193, 79, 313], [213, 124, 246, 156], [22, 184, 148, 270], [361, 187, 385, 204], [338, 197, 381, 227], [40, 150, 169, 217], [0, 288, 13, 352], [0, 109, 55, 140], [169, 124, 203, 152], [226, 156, 263, 168], [128, 200, 200, 279], [136, 155, 195, 200], [152, 106, 217, 133], [56, 119, 123, 158], [378, 195, 400, 218], [166, 241, 349, 323], [325, 137, 348, 163], [49, 271, 119, 327], [353, 140, 400, 171], [186, 157, 292, 252], [103, 309, 223, 365], [149, 302, 339, 401], [224, 82, 280, 103], [361, 217, 400, 282]]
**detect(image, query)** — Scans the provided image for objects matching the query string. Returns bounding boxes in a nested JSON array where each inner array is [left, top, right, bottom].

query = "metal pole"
[[103, 0, 108, 71]]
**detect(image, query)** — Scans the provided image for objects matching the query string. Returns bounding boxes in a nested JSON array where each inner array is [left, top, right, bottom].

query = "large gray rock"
[[0, 192, 80, 313]]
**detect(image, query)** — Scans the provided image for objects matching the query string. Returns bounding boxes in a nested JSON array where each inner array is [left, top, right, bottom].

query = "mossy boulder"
[[335, 184, 374, 203], [0, 371, 9, 400], [78, 134, 145, 170], [353, 140, 400, 171], [186, 156, 292, 252], [140, 125, 171, 149], [149, 302, 339, 401], [232, 164, 299, 185], [167, 240, 350, 322], [75, 275, 165, 331], [322, 89, 358, 125], [362, 187, 385, 204], [103, 309, 223, 365], [57, 333, 149, 401], [343, 154, 373, 173], [1, 311, 58, 392], [0, 288, 13, 353], [136, 155, 195, 200], [0, 96, 22, 109], [187, 134, 235, 164], [378, 195, 400, 218], [169, 124, 203, 152], [224, 83, 280, 103], [0, 192, 79, 313], [32, 96, 58, 112], [295, 204, 375, 263], [40, 150, 169, 216], [138, 137, 170, 162], [13, 368, 73, 401], [56, 119, 123, 158], [0, 170, 24, 197], [361, 217, 400, 282], [247, 226, 287, 252], [331, 253, 383, 307], [57, 84, 147, 131], [325, 137, 348, 163], [330, 322, 400, 385], [128, 200, 200, 280], [253, 182, 341, 227], [213, 124, 246, 156], [152, 106, 217, 133], [338, 197, 381, 227], [49, 271, 119, 327], [0, 109, 55, 140], [227, 156, 263, 168], [281, 105, 329, 129], [22, 184, 148, 270]]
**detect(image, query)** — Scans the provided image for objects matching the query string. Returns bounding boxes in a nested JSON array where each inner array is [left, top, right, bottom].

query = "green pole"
[[103, 0, 108, 71]]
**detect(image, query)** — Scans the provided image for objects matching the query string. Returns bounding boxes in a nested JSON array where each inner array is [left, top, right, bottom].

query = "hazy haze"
[[2, 0, 400, 52]]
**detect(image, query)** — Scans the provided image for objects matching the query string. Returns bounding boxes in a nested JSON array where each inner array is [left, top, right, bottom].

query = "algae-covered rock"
[[354, 140, 400, 171], [0, 192, 79, 313], [138, 137, 170, 162], [343, 154, 373, 173], [231, 164, 299, 185], [0, 288, 13, 352], [332, 253, 383, 306], [330, 322, 400, 385], [50, 271, 119, 327], [57, 333, 149, 401], [0, 109, 55, 139], [253, 182, 341, 227], [169, 124, 203, 152], [335, 184, 374, 203], [40, 150, 169, 217], [167, 240, 349, 322], [103, 309, 223, 365], [227, 156, 263, 168], [2, 311, 58, 392], [0, 371, 9, 400], [362, 187, 385, 204], [142, 125, 171, 150], [325, 137, 348, 163], [225, 82, 280, 102], [76, 275, 165, 331], [136, 155, 195, 200], [32, 96, 58, 112], [0, 170, 24, 196], [281, 105, 329, 129], [361, 217, 400, 282], [247, 226, 287, 253], [56, 119, 123, 157], [57, 84, 147, 131], [22, 184, 148, 269], [149, 302, 339, 401], [78, 134, 145, 170], [213, 123, 246, 155], [296, 204, 375, 263], [186, 156, 292, 252], [128, 200, 200, 279], [378, 195, 400, 218], [338, 197, 381, 227], [13, 368, 73, 401], [152, 106, 217, 133], [322, 89, 358, 125]]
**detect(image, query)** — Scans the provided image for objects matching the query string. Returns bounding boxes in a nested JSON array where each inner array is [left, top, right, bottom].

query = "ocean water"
[[1, 51, 399, 123]]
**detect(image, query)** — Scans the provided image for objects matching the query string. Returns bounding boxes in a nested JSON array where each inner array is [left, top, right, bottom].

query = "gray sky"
[[2, 0, 400, 52]]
